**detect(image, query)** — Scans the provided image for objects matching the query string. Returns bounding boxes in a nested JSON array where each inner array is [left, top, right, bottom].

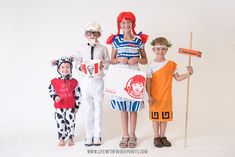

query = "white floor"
[[1, 94, 235, 157], [1, 1, 235, 156]]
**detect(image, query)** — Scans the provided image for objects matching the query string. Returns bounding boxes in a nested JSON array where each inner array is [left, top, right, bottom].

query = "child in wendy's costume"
[[106, 11, 148, 148], [146, 37, 193, 148], [48, 56, 81, 146]]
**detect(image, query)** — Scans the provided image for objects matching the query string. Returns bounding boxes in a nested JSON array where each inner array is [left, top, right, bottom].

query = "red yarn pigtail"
[[139, 33, 149, 44], [106, 34, 115, 44], [132, 28, 137, 35]]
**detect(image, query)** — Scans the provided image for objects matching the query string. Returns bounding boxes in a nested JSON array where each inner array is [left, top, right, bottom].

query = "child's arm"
[[110, 48, 118, 64], [146, 78, 154, 105], [138, 48, 148, 65], [75, 62, 82, 71], [75, 51, 83, 71], [128, 49, 148, 65], [101, 46, 110, 70], [48, 83, 60, 102], [74, 85, 81, 112], [173, 66, 193, 81], [110, 48, 128, 64]]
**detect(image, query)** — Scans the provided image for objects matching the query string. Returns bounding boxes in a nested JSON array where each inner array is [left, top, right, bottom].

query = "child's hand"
[[75, 109, 78, 113], [128, 57, 139, 65], [148, 96, 154, 106], [187, 66, 193, 75], [117, 57, 128, 64], [100, 61, 104, 71], [55, 96, 61, 103], [78, 65, 83, 71]]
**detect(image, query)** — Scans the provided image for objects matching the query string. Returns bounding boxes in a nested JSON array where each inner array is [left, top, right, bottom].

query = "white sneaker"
[[85, 137, 93, 146], [93, 137, 102, 146]]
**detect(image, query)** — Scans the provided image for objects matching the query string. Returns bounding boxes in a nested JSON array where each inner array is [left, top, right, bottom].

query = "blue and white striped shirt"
[[112, 34, 144, 59]]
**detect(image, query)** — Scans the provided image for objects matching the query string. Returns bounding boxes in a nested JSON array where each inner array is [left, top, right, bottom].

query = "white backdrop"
[[1, 0, 235, 157]]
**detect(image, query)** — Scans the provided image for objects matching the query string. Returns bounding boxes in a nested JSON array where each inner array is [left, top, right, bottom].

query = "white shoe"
[[85, 137, 93, 146], [93, 137, 101, 146]]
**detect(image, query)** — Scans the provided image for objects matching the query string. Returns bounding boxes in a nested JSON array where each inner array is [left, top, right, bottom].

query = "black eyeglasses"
[[85, 31, 100, 36]]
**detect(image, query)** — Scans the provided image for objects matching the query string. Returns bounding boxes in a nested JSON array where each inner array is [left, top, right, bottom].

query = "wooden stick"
[[185, 32, 192, 148]]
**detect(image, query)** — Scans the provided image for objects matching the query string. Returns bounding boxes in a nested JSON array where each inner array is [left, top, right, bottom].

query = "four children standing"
[[49, 11, 194, 148]]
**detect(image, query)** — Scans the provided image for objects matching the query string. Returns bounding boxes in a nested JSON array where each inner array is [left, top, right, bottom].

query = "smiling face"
[[132, 82, 144, 93], [58, 62, 71, 77], [152, 45, 168, 61], [85, 31, 101, 44], [120, 19, 132, 33]]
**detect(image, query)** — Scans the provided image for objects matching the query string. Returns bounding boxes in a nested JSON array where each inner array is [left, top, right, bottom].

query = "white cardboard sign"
[[104, 65, 146, 101]]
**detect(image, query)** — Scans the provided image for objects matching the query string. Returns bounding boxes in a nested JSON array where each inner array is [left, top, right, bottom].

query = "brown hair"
[[151, 37, 172, 47]]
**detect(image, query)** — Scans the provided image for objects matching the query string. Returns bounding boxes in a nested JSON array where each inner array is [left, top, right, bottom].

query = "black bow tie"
[[87, 43, 96, 47]]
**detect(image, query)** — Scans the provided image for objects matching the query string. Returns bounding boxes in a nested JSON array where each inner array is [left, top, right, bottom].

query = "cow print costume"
[[49, 56, 81, 140]]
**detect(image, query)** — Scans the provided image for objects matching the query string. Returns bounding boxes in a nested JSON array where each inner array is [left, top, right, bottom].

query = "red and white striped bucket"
[[81, 59, 101, 78]]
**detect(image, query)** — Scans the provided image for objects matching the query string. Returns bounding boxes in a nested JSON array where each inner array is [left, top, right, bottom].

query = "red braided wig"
[[106, 11, 148, 44]]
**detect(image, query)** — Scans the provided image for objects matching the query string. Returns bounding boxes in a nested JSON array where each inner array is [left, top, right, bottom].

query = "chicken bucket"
[[80, 59, 101, 78]]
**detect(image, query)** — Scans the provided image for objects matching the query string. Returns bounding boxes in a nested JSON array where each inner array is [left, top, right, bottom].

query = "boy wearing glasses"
[[146, 37, 193, 148], [76, 21, 110, 146]]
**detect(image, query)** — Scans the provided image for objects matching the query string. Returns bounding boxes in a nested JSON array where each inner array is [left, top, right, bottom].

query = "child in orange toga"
[[146, 37, 193, 148]]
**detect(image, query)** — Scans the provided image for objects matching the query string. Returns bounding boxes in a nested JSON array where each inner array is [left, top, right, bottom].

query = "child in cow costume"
[[49, 56, 81, 146]]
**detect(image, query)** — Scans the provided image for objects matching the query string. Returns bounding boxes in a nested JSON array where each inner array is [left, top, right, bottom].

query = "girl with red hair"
[[106, 11, 148, 148]]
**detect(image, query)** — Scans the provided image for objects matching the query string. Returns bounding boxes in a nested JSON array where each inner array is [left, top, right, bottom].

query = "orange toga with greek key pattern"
[[149, 61, 177, 121]]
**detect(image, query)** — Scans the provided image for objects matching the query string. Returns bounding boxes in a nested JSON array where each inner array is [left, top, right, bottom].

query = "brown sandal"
[[128, 136, 137, 148], [119, 136, 129, 148], [154, 137, 163, 148], [161, 137, 171, 147]]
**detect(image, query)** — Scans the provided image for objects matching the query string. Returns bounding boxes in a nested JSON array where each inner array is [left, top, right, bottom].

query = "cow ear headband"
[[50, 56, 77, 67], [69, 55, 77, 62], [51, 60, 59, 66]]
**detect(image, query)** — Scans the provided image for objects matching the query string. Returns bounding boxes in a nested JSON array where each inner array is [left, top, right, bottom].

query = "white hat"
[[85, 21, 102, 34]]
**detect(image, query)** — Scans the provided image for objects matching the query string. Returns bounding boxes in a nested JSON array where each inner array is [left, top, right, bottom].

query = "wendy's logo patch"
[[124, 75, 145, 99]]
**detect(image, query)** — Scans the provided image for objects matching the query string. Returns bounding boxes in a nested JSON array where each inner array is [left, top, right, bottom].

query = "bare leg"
[[121, 111, 129, 137], [130, 112, 137, 137], [152, 121, 160, 138], [128, 112, 137, 148], [160, 122, 167, 137]]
